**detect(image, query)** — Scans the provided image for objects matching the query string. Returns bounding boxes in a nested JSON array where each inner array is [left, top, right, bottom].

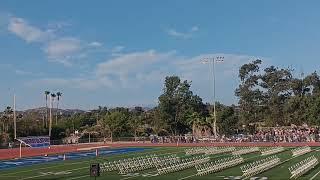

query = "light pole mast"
[[202, 56, 224, 139], [49, 96, 52, 137], [13, 94, 17, 139], [212, 58, 217, 139]]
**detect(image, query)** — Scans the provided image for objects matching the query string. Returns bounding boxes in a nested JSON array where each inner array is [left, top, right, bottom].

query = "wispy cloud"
[[88, 41, 102, 47], [15, 69, 32, 75], [6, 16, 103, 66], [8, 17, 54, 43], [27, 50, 261, 92], [44, 37, 85, 66], [166, 26, 199, 39]]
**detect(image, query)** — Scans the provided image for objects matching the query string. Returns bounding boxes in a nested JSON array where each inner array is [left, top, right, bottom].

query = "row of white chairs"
[[292, 146, 311, 157], [289, 155, 318, 179], [195, 155, 244, 176], [232, 147, 260, 155], [241, 155, 280, 178], [101, 154, 157, 174], [260, 147, 285, 156], [154, 154, 180, 168], [185, 147, 206, 155], [185, 146, 235, 155], [205, 147, 236, 155], [118, 154, 180, 174], [157, 155, 210, 175], [100, 154, 179, 174]]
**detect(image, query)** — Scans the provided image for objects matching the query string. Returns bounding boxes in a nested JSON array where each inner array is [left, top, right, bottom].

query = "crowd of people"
[[252, 126, 319, 143], [149, 126, 320, 143]]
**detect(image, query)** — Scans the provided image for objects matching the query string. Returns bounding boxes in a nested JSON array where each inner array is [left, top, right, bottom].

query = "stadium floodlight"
[[201, 56, 224, 139]]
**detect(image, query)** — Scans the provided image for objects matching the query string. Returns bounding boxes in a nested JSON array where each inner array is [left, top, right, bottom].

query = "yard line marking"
[[121, 174, 141, 180], [20, 173, 49, 180], [66, 174, 90, 180], [19, 166, 88, 180], [309, 169, 320, 180]]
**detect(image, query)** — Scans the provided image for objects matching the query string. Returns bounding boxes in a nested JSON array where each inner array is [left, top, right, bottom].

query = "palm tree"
[[49, 93, 56, 137], [187, 112, 203, 136], [2, 107, 13, 133], [55, 92, 62, 125], [44, 91, 50, 128]]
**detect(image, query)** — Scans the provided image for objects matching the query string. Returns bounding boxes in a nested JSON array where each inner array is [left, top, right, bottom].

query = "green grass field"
[[1, 147, 320, 180]]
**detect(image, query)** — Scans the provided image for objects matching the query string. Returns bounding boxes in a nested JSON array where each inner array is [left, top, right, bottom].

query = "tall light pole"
[[49, 95, 52, 137], [202, 56, 224, 138], [13, 94, 17, 139]]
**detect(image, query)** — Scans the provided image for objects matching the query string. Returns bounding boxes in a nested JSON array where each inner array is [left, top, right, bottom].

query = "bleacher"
[[17, 136, 50, 148]]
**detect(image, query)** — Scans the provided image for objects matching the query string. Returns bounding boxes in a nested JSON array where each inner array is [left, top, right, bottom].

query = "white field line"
[[310, 169, 320, 180], [66, 174, 90, 180], [19, 166, 87, 180], [120, 174, 142, 180]]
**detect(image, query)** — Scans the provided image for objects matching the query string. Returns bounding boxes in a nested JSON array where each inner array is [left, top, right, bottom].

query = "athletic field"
[[1, 146, 320, 180]]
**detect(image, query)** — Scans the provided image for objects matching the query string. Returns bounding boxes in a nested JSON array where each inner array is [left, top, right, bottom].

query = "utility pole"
[[202, 56, 224, 139], [13, 94, 17, 139]]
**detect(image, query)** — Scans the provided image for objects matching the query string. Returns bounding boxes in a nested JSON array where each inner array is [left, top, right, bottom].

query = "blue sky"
[[1, 0, 320, 110]]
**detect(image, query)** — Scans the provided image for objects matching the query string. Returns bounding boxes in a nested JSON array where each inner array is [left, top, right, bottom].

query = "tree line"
[[1, 60, 320, 145]]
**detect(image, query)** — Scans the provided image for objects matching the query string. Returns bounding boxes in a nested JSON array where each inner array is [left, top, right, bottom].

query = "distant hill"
[[3, 105, 155, 117], [23, 107, 85, 116]]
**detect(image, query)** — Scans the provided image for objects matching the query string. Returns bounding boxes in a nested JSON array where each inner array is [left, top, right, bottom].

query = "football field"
[[1, 146, 320, 180]]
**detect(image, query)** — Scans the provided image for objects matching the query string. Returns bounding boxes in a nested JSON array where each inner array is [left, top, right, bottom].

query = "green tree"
[[260, 66, 293, 126], [101, 111, 128, 142], [235, 59, 264, 126], [215, 103, 238, 135], [147, 108, 169, 136], [128, 107, 145, 141], [158, 76, 206, 135]]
